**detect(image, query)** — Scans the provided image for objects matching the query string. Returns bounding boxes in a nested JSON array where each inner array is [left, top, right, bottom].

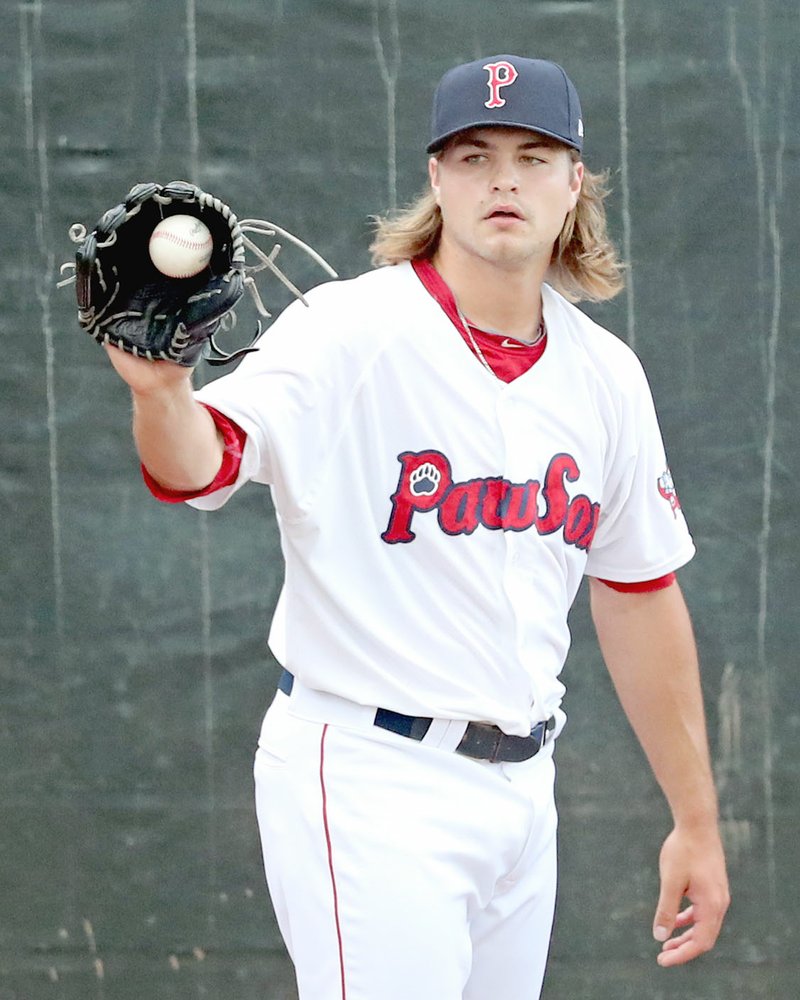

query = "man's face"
[[428, 127, 583, 272]]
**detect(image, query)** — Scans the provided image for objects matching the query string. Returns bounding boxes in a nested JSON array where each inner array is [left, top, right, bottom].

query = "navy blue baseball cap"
[[427, 54, 584, 154]]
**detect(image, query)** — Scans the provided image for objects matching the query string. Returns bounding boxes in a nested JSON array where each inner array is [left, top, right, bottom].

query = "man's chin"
[[478, 241, 543, 270]]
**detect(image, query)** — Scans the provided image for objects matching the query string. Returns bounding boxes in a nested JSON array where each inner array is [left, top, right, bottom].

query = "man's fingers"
[[655, 900, 727, 967], [657, 925, 714, 967], [652, 878, 685, 942], [657, 933, 702, 967]]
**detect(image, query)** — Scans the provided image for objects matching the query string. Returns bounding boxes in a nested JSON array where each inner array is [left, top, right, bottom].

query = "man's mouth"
[[485, 206, 525, 221]]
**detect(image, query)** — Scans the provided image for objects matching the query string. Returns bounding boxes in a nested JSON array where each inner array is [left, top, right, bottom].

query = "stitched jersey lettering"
[[382, 449, 601, 550]]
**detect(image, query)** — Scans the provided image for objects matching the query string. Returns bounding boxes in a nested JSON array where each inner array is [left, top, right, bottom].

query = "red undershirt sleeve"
[[141, 403, 247, 503], [596, 573, 677, 593]]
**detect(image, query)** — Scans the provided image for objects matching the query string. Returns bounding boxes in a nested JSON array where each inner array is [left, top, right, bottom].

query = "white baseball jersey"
[[190, 261, 694, 735]]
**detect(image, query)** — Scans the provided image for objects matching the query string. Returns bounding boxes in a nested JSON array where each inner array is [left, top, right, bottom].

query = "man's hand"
[[104, 344, 194, 396], [652, 824, 730, 966]]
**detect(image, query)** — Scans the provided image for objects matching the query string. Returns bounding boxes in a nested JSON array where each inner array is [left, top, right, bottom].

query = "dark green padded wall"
[[2, 1, 797, 996]]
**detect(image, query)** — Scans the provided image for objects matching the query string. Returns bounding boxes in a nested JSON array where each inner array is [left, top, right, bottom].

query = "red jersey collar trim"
[[410, 258, 547, 382]]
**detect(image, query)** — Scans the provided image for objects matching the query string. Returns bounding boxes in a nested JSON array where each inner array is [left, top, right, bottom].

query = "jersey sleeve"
[[186, 281, 370, 514], [584, 356, 695, 582]]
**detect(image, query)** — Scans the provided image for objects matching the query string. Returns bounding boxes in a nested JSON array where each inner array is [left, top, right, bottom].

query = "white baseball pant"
[[253, 684, 558, 1000]]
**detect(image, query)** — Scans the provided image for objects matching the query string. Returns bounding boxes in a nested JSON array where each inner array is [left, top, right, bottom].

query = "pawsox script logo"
[[381, 450, 601, 550]]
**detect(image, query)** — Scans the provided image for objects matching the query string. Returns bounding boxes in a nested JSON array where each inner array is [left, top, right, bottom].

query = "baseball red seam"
[[151, 232, 212, 250], [319, 725, 347, 1000]]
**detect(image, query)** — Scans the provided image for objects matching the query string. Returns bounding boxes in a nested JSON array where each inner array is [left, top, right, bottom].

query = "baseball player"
[[105, 55, 729, 999]]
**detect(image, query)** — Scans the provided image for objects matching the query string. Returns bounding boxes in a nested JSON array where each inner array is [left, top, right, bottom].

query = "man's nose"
[[490, 161, 520, 192]]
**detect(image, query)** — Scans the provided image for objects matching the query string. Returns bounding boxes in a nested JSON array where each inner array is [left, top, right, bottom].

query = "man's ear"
[[569, 160, 584, 210], [428, 156, 441, 205]]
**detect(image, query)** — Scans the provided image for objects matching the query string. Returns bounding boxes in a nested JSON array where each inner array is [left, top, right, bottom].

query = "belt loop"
[[420, 718, 469, 752]]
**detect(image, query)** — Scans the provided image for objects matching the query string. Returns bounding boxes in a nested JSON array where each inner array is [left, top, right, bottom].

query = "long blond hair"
[[370, 151, 625, 303]]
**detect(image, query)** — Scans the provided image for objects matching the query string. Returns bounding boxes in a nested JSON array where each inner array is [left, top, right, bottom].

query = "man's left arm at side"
[[588, 577, 730, 967]]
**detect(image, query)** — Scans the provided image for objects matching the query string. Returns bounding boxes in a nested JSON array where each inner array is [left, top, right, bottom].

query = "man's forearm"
[[103, 346, 225, 492], [131, 379, 224, 492], [588, 579, 718, 827]]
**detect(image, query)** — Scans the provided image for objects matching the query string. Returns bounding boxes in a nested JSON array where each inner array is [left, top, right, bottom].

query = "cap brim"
[[426, 121, 581, 154]]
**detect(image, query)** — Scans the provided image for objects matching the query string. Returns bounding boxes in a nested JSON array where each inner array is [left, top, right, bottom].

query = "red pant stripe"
[[319, 725, 347, 999]]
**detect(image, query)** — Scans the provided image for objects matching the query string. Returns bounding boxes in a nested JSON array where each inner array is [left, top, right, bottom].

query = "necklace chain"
[[454, 304, 545, 378]]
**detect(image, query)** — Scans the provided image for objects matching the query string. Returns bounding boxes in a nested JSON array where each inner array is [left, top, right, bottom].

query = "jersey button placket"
[[495, 390, 527, 627]]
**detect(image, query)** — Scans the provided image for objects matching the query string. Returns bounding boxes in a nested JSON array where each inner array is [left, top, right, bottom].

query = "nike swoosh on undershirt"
[[500, 338, 528, 349]]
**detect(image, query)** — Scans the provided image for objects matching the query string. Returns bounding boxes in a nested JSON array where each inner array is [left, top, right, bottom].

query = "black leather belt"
[[277, 670, 554, 764]]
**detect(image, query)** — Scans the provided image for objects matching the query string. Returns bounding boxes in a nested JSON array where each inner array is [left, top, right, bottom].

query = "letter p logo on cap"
[[483, 60, 519, 108]]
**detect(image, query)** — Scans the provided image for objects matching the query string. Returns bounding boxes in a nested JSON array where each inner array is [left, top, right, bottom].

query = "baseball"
[[148, 214, 213, 278]]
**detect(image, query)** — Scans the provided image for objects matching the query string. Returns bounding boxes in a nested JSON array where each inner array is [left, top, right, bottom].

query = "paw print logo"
[[410, 462, 441, 496]]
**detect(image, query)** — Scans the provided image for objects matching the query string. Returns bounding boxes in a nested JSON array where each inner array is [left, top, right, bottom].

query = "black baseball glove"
[[62, 180, 337, 367]]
